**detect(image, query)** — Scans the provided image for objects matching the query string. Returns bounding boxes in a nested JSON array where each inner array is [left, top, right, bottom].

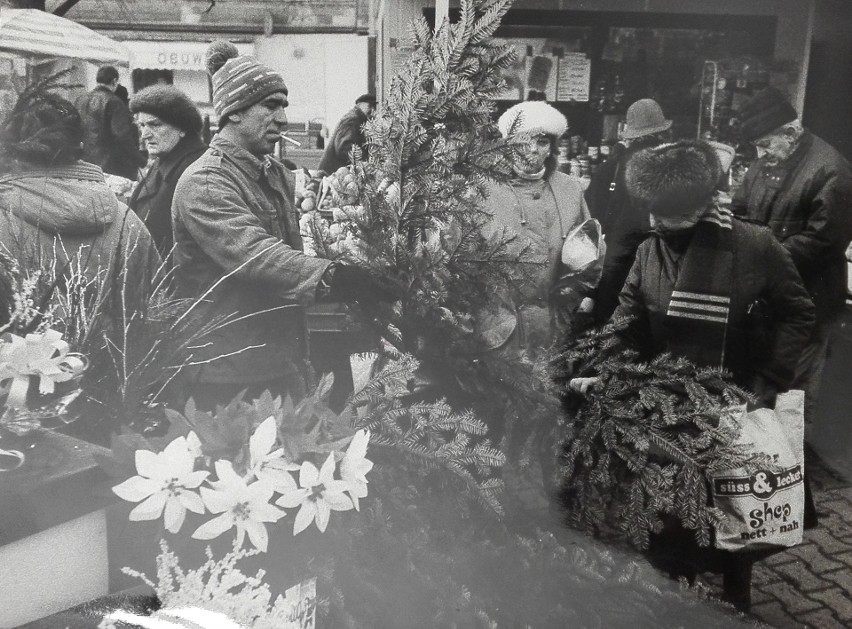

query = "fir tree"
[[312, 0, 558, 458]]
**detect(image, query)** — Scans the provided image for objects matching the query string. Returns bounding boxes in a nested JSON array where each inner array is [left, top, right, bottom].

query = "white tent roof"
[[0, 8, 129, 65]]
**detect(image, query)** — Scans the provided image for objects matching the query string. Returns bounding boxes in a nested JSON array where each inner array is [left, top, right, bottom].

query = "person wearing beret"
[[318, 93, 376, 174], [732, 88, 852, 437], [129, 85, 207, 257]]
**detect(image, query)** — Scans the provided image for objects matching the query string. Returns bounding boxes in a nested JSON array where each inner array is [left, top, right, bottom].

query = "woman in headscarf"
[[129, 85, 207, 258], [479, 100, 592, 355]]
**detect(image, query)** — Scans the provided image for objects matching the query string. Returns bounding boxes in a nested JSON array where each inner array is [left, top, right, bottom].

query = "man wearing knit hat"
[[171, 42, 393, 409], [318, 93, 377, 174], [585, 98, 673, 324], [732, 87, 852, 445], [129, 85, 207, 256]]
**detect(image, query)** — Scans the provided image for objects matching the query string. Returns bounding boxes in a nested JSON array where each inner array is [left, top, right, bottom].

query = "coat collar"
[[154, 134, 207, 181], [210, 135, 269, 181]]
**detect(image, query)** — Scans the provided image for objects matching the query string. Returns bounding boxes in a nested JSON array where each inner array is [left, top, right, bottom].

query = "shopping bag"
[[550, 218, 606, 311], [710, 390, 805, 551]]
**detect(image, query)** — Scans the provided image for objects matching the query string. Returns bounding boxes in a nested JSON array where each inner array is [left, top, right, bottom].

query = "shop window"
[[131, 69, 174, 93]]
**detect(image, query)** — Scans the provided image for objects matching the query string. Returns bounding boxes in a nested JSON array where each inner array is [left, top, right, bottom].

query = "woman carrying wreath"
[[568, 140, 816, 610]]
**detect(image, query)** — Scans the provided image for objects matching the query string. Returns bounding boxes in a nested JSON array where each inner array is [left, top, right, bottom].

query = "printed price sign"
[[282, 577, 317, 629], [556, 53, 591, 102]]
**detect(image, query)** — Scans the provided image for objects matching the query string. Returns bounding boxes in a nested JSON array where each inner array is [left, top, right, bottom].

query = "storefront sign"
[[128, 41, 253, 72]]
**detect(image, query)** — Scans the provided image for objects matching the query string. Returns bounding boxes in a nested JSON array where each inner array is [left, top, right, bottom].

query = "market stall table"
[[0, 432, 113, 627]]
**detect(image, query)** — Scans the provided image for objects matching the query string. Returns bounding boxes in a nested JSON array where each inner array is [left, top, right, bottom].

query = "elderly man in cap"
[[732, 88, 852, 431], [585, 98, 673, 324], [171, 42, 392, 409], [319, 93, 377, 174]]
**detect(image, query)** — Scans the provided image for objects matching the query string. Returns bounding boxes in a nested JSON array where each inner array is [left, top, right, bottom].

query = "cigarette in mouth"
[[279, 133, 301, 147]]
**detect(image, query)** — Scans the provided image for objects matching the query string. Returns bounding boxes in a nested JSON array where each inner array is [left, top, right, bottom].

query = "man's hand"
[[569, 377, 600, 395]]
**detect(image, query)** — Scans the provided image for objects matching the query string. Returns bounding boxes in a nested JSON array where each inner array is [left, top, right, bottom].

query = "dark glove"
[[325, 265, 398, 304]]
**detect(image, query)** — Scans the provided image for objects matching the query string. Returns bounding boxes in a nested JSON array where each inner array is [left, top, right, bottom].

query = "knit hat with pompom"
[[205, 41, 288, 125], [625, 140, 722, 216]]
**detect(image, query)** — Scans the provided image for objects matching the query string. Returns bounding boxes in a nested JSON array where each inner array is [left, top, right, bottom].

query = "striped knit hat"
[[205, 41, 288, 124]]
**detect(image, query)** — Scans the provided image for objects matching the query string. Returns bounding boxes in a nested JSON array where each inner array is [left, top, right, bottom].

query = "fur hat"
[[625, 140, 722, 216], [130, 85, 203, 136], [736, 87, 798, 142], [497, 101, 568, 139], [205, 41, 288, 125], [355, 93, 377, 106]]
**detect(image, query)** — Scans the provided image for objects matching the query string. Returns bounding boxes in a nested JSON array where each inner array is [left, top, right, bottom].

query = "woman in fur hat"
[[129, 85, 207, 257], [479, 101, 592, 355], [569, 140, 817, 611]]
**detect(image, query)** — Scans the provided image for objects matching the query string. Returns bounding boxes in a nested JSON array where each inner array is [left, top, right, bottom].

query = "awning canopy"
[[128, 41, 253, 72], [0, 9, 129, 65]]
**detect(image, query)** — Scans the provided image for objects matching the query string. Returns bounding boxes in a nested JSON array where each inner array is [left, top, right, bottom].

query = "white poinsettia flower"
[[339, 429, 373, 510], [193, 460, 284, 552], [112, 434, 208, 534], [246, 416, 299, 492], [275, 453, 354, 535]]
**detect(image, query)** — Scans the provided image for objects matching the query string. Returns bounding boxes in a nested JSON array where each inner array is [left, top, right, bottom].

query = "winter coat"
[[732, 131, 852, 327], [172, 135, 332, 385], [75, 86, 145, 181], [613, 216, 815, 391], [129, 135, 207, 257], [584, 145, 652, 324], [479, 170, 590, 352], [0, 161, 160, 334], [318, 107, 368, 174]]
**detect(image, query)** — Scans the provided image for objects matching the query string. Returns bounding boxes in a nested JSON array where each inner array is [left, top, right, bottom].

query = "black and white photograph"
[[1, 0, 851, 627]]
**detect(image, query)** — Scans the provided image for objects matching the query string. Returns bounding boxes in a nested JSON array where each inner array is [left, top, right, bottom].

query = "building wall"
[[254, 34, 370, 136], [383, 0, 815, 111]]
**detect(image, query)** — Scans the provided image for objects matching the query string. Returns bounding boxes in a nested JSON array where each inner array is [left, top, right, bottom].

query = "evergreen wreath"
[[549, 319, 773, 550]]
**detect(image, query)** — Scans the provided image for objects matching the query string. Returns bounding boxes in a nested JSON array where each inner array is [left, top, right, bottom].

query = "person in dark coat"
[[129, 85, 207, 257], [584, 98, 672, 325], [172, 42, 393, 410], [571, 141, 816, 612], [318, 94, 376, 174], [732, 87, 852, 427], [75, 66, 146, 181]]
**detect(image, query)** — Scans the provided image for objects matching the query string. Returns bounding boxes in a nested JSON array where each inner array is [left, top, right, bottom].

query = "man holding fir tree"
[[172, 42, 392, 409]]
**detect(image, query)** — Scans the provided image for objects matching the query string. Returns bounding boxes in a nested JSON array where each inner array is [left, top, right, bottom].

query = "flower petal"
[[293, 502, 316, 535], [276, 488, 308, 509], [298, 461, 319, 488], [163, 497, 186, 533], [317, 452, 337, 484], [112, 476, 157, 502], [200, 487, 233, 513], [134, 450, 159, 477], [325, 492, 355, 512], [251, 501, 285, 523], [315, 500, 331, 532], [250, 416, 278, 466], [192, 513, 234, 541], [128, 492, 167, 522], [182, 470, 210, 489], [177, 488, 206, 514], [244, 519, 269, 552]]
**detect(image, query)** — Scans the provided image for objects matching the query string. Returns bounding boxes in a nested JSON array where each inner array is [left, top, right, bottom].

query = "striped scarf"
[[664, 205, 733, 369]]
